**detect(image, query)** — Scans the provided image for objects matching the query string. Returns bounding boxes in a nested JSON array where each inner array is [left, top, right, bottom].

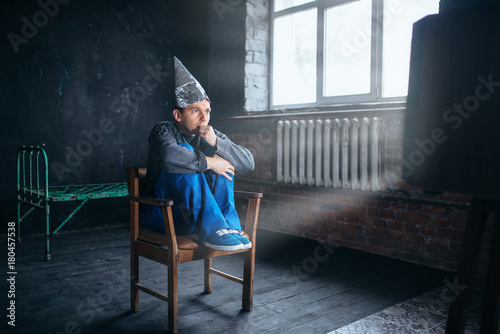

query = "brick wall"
[[244, 0, 269, 111], [214, 113, 494, 274]]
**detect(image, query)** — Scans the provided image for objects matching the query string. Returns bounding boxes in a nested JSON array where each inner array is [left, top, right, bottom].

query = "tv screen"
[[403, 4, 500, 201]]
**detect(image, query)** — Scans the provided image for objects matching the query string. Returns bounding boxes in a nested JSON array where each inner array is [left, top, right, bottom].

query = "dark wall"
[[208, 0, 246, 117], [439, 0, 498, 11], [1, 0, 209, 234]]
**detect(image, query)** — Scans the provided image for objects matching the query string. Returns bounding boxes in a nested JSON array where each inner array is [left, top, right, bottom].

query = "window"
[[271, 0, 439, 107]]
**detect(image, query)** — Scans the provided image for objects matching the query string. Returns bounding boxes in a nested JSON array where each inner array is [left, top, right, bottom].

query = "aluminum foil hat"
[[174, 56, 210, 108]]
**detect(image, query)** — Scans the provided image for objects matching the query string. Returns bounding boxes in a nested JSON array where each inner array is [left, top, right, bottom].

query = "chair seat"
[[138, 230, 250, 250]]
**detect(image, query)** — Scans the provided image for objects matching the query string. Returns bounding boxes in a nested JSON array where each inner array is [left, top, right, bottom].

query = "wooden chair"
[[126, 167, 262, 333]]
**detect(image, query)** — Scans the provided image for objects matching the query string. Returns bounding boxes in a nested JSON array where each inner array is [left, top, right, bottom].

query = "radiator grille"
[[277, 118, 386, 191]]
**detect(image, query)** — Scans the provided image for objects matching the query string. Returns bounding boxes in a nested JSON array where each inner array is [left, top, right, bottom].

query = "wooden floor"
[[3, 226, 455, 334]]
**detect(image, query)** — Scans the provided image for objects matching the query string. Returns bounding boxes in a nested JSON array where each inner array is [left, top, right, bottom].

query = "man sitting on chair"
[[142, 57, 255, 251]]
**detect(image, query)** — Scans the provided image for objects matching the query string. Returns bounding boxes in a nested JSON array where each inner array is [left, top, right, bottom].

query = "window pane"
[[274, 0, 315, 12], [324, 0, 372, 97], [382, 0, 439, 97], [272, 8, 317, 106]]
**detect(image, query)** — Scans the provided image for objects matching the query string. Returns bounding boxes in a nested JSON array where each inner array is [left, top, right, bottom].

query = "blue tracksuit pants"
[[142, 143, 242, 244]]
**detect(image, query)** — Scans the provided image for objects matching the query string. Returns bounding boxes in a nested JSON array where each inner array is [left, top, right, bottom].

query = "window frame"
[[270, 0, 408, 109]]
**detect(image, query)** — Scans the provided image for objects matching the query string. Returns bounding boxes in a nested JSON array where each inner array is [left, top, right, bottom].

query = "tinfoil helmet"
[[174, 56, 210, 108]]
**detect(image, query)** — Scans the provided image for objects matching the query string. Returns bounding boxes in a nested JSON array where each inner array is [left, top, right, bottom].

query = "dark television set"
[[403, 3, 500, 201]]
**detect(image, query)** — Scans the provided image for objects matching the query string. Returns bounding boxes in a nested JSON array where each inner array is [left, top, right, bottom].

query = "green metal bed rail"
[[16, 145, 128, 260]]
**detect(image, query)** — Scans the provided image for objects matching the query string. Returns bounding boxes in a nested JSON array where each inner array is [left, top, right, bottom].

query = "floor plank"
[[1, 226, 454, 333]]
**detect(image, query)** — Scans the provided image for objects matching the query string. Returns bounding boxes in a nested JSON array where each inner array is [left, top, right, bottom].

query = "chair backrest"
[[126, 167, 147, 196], [137, 168, 147, 196]]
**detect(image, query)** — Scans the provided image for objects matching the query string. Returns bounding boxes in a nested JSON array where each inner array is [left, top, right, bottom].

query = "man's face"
[[173, 99, 211, 136]]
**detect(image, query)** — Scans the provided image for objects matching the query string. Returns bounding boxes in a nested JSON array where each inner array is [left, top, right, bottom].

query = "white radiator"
[[277, 118, 386, 191]]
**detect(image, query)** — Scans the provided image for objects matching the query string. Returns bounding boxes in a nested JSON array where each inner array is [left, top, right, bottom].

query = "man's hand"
[[206, 155, 234, 181], [197, 122, 217, 147]]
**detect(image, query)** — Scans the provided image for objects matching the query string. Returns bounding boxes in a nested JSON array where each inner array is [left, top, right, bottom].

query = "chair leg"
[[242, 249, 255, 311], [446, 198, 489, 333], [481, 212, 500, 333], [204, 258, 213, 294], [168, 258, 179, 333], [131, 253, 139, 312]]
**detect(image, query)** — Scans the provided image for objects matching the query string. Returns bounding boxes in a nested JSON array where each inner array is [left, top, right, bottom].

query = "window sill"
[[214, 100, 407, 121]]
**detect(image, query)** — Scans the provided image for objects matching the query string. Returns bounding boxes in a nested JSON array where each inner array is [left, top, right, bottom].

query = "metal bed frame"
[[16, 145, 128, 260]]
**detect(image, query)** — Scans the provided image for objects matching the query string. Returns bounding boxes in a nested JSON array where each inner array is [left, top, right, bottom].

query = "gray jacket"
[[144, 121, 254, 196]]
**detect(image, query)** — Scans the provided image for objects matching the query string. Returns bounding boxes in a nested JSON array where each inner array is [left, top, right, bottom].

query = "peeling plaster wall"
[[0, 0, 209, 234]]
